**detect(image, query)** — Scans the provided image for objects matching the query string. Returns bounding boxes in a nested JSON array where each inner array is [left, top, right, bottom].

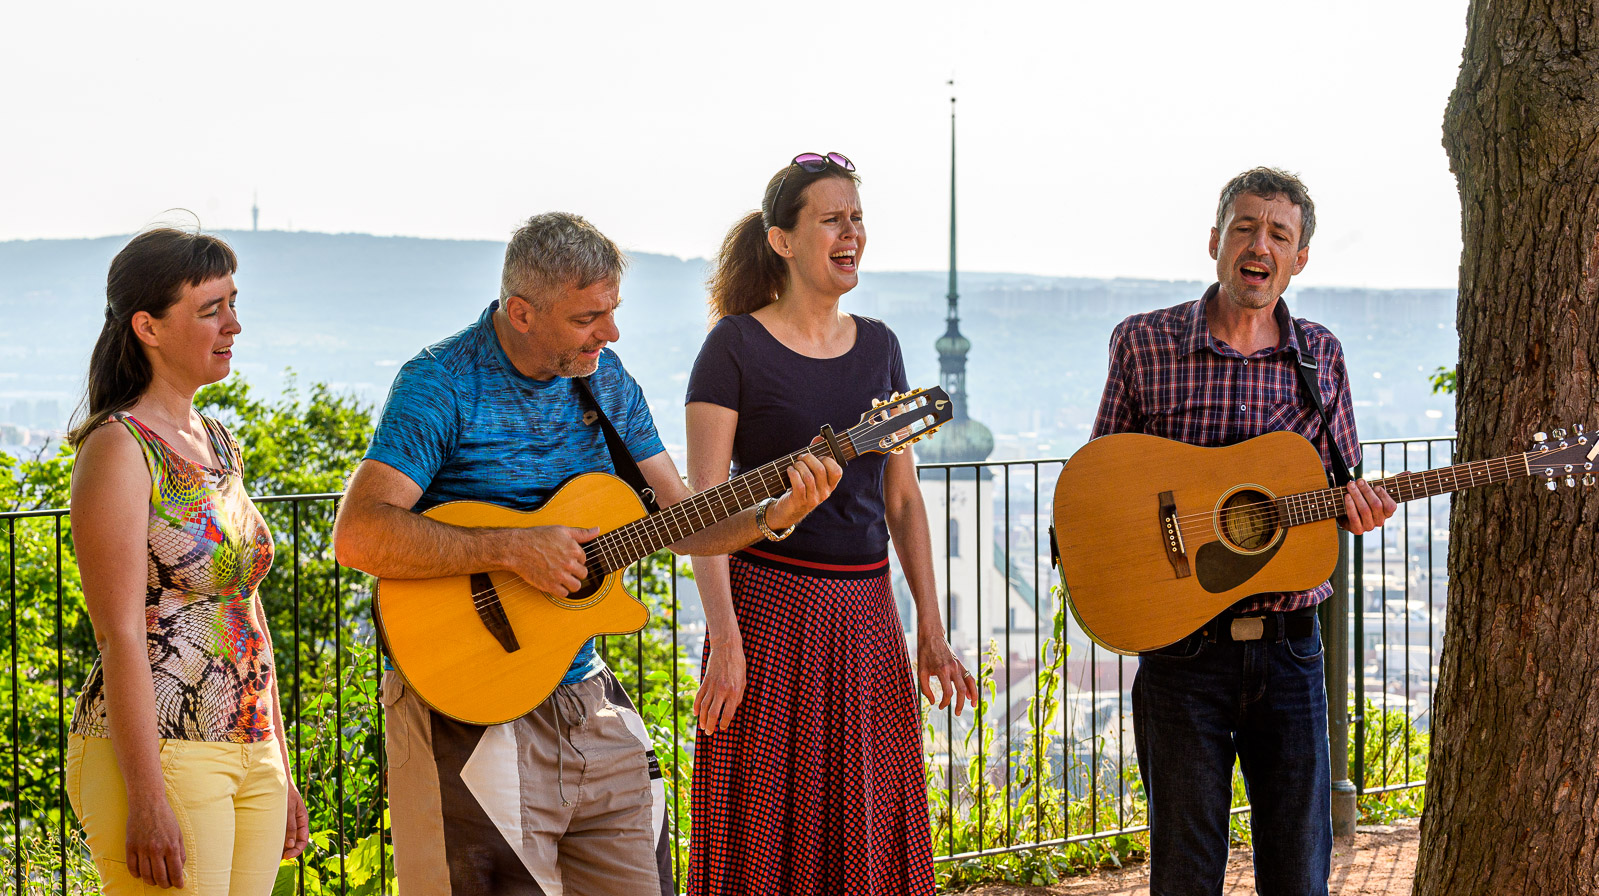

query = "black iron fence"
[[2, 441, 1446, 893]]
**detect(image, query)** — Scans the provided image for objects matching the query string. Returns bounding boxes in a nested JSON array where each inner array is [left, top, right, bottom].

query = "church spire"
[[921, 80, 993, 469], [936, 84, 973, 424], [947, 88, 959, 325]]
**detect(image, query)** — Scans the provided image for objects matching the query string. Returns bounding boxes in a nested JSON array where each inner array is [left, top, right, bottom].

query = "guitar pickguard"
[[1195, 538, 1283, 593]]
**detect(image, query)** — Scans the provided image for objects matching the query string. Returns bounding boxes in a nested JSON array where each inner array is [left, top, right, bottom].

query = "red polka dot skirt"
[[687, 550, 935, 896]]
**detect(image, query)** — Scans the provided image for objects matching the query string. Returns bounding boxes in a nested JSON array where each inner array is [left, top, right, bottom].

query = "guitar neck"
[[1279, 451, 1537, 527], [589, 436, 861, 573]]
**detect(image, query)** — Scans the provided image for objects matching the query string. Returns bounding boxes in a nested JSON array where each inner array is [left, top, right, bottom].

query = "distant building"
[[907, 92, 1035, 687]]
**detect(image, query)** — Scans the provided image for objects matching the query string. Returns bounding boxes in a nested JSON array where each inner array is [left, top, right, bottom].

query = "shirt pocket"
[[1263, 401, 1316, 439]]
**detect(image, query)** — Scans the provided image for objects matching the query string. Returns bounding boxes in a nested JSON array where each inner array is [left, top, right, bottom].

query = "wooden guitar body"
[[375, 473, 649, 726], [1052, 431, 1339, 654]]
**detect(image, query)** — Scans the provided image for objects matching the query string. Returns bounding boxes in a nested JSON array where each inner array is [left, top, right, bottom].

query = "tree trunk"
[[1416, 2, 1599, 893]]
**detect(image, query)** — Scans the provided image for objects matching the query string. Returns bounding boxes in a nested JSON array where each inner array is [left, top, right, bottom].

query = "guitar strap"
[[574, 375, 661, 514], [1291, 319, 1355, 488]]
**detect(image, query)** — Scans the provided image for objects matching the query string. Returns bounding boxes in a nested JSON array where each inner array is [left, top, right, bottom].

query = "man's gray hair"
[[1215, 167, 1316, 250], [500, 212, 627, 307]]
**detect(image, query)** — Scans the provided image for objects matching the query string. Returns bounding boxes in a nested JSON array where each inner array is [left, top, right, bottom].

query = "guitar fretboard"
[[583, 437, 861, 575], [1275, 452, 1534, 527]]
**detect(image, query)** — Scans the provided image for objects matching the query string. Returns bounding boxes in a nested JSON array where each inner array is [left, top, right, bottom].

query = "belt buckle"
[[1230, 617, 1266, 641]]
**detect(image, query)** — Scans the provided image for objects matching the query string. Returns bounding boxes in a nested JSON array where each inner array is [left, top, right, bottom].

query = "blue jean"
[[1132, 613, 1331, 896]]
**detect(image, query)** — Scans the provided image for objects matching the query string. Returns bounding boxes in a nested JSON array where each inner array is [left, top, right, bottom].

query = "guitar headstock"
[[1531, 424, 1597, 490], [846, 386, 953, 457]]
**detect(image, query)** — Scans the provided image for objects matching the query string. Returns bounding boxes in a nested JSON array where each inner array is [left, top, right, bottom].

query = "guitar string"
[[566, 396, 936, 591], [449, 402, 940, 612], [454, 442, 844, 612], [1162, 452, 1536, 547], [1165, 456, 1521, 528], [1077, 446, 1560, 556], [1161, 452, 1531, 530]]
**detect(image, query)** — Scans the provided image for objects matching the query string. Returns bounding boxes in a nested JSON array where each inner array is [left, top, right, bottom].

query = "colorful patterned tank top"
[[70, 414, 277, 743]]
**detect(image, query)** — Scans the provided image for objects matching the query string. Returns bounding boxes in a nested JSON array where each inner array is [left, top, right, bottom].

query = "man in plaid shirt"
[[1091, 168, 1395, 895]]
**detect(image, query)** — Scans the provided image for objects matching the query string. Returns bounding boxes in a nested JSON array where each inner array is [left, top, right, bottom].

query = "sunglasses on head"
[[766, 152, 856, 228], [791, 151, 854, 173]]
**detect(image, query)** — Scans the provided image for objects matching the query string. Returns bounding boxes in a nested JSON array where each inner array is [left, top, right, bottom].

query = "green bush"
[[1354, 697, 1428, 823], [930, 597, 1148, 889]]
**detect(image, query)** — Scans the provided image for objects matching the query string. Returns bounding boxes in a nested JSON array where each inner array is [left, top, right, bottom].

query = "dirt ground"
[[958, 818, 1420, 896]]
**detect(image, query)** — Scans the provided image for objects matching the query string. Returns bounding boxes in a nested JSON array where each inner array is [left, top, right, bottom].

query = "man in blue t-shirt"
[[333, 212, 840, 896]]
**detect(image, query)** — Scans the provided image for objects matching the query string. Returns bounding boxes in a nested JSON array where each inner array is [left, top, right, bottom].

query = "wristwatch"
[[755, 497, 797, 542]]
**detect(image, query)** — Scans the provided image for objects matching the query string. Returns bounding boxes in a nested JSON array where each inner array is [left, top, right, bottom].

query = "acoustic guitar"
[[1051, 426, 1596, 655], [377, 387, 953, 724]]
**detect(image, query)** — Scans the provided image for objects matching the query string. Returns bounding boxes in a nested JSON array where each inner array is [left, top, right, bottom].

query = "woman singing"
[[685, 153, 978, 895], [65, 228, 308, 893]]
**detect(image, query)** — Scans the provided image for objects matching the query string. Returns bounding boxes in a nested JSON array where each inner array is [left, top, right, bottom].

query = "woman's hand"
[[283, 782, 310, 860], [917, 633, 978, 716], [693, 640, 747, 735], [126, 795, 186, 889]]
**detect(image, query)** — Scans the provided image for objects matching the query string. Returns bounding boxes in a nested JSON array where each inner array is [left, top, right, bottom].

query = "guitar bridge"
[[469, 572, 522, 654], [1158, 490, 1192, 579]]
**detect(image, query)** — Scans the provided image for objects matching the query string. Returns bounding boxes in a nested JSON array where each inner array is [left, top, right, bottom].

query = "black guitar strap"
[[574, 375, 661, 514], [1292, 319, 1355, 488]]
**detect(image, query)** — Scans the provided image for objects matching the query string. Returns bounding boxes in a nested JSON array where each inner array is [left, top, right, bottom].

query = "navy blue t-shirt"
[[367, 301, 665, 683], [685, 314, 910, 562]]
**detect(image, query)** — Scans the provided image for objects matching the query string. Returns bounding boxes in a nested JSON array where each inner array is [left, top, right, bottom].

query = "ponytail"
[[707, 211, 787, 321]]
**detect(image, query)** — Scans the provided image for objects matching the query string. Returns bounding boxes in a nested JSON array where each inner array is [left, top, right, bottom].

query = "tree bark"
[[1416, 2, 1599, 893]]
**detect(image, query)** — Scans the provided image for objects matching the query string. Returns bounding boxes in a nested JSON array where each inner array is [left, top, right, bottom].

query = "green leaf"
[[272, 863, 301, 896]]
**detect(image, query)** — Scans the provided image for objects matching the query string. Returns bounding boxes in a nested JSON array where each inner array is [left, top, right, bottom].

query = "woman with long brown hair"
[[65, 227, 308, 893], [684, 154, 978, 895]]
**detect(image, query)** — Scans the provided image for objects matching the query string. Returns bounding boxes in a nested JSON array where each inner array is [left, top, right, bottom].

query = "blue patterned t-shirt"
[[366, 301, 666, 684]]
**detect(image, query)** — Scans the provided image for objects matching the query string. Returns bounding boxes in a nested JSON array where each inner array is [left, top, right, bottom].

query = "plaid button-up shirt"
[[1090, 283, 1362, 613]]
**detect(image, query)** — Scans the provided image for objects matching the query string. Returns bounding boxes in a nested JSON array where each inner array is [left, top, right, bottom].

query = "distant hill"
[[0, 231, 1458, 457]]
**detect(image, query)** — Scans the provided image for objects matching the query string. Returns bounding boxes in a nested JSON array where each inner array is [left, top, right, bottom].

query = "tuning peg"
[[1554, 427, 1568, 439], [1566, 476, 1578, 488], [1546, 480, 1559, 491], [1584, 473, 1596, 487], [1576, 424, 1586, 435], [1534, 431, 1549, 442]]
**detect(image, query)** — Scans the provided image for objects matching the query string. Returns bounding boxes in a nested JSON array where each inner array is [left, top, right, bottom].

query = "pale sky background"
[[2, 0, 1468, 289]]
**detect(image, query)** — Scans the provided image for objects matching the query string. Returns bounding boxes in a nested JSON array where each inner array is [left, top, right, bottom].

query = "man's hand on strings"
[[506, 525, 600, 595], [1341, 479, 1396, 535], [768, 446, 843, 531]]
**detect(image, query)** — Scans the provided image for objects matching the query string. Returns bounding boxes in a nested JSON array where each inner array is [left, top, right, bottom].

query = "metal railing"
[[2, 441, 1446, 893]]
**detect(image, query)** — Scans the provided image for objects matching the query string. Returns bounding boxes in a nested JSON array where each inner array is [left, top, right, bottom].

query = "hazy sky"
[[3, 1, 1468, 289]]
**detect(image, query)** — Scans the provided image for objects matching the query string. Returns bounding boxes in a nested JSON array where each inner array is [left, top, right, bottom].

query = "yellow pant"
[[66, 734, 288, 896]]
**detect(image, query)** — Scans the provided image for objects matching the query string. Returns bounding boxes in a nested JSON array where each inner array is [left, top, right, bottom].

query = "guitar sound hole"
[[569, 574, 601, 602], [547, 562, 608, 609], [1218, 488, 1280, 553]]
